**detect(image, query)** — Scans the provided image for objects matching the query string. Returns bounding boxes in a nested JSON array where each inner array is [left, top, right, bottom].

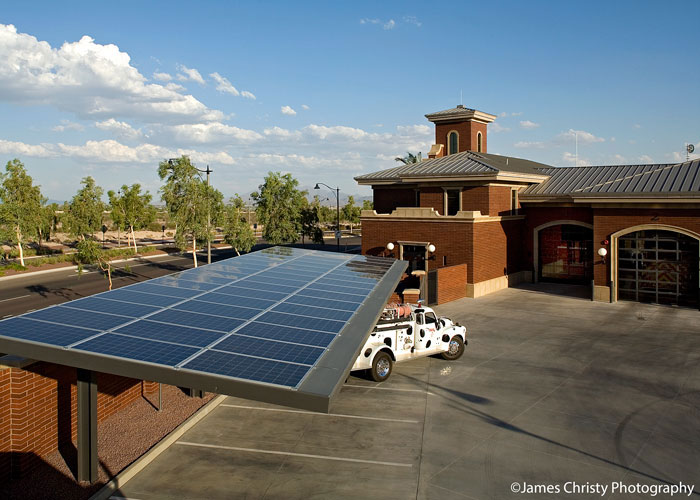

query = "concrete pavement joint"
[[88, 394, 228, 500], [219, 403, 420, 424]]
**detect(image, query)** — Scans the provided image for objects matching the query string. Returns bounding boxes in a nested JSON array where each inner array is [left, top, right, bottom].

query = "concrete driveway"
[[114, 284, 700, 500]]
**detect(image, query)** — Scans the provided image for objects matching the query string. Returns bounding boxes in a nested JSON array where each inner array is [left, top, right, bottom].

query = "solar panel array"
[[0, 247, 396, 390]]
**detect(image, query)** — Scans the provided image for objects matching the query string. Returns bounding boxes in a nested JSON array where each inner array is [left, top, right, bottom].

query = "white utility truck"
[[351, 302, 467, 382]]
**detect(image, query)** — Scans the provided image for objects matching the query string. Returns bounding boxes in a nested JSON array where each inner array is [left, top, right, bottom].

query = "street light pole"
[[167, 159, 213, 264], [314, 183, 340, 252]]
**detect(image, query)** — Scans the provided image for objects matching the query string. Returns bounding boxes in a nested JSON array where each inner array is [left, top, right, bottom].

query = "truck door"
[[419, 312, 439, 350]]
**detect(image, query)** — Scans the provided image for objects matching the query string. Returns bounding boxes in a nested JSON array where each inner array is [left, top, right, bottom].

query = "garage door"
[[538, 224, 593, 283], [618, 230, 699, 307]]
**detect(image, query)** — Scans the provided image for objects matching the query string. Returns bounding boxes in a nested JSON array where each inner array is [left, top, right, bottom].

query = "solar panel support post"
[[77, 368, 98, 484], [158, 383, 162, 411]]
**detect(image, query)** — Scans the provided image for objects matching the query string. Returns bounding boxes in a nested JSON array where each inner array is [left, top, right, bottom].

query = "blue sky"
[[1, 0, 699, 203]]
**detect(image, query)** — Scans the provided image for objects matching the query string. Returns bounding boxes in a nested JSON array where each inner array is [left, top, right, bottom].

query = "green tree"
[[362, 199, 373, 211], [37, 202, 58, 248], [75, 239, 115, 290], [394, 152, 422, 165], [223, 195, 256, 255], [108, 184, 156, 252], [342, 195, 361, 234], [158, 156, 223, 267], [65, 176, 105, 241], [299, 196, 324, 246], [251, 172, 306, 245], [0, 159, 44, 266]]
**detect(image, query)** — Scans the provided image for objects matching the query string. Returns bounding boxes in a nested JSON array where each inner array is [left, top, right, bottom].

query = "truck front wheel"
[[441, 336, 465, 360], [370, 352, 393, 382]]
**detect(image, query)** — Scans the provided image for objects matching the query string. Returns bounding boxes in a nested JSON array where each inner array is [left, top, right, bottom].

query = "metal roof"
[[0, 247, 406, 413], [521, 160, 700, 198], [424, 105, 476, 119], [355, 150, 553, 182]]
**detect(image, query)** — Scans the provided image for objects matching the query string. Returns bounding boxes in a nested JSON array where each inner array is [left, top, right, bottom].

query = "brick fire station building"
[[357, 105, 700, 308]]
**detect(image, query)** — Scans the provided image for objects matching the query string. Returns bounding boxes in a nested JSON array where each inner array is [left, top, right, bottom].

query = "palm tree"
[[394, 152, 422, 165]]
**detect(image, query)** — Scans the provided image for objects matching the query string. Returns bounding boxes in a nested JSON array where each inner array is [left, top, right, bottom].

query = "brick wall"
[[592, 207, 700, 287], [436, 264, 467, 304], [372, 187, 416, 214], [462, 186, 490, 214], [419, 187, 444, 214], [0, 362, 159, 481], [435, 120, 488, 153], [361, 218, 472, 275]]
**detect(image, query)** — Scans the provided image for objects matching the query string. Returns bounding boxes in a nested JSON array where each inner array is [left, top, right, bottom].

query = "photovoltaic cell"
[[0, 317, 99, 346], [75, 333, 199, 366], [182, 350, 309, 387], [62, 296, 161, 318], [113, 320, 224, 347], [148, 309, 245, 333], [105, 289, 184, 307], [256, 311, 346, 334], [151, 278, 221, 292], [215, 286, 288, 302], [235, 321, 336, 348], [283, 294, 361, 313], [28, 306, 131, 331], [195, 292, 277, 310], [173, 300, 261, 320], [212, 334, 324, 365], [272, 303, 353, 322], [129, 283, 203, 299]]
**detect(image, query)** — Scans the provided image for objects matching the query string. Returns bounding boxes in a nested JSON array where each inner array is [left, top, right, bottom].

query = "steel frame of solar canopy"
[[0, 247, 406, 483]]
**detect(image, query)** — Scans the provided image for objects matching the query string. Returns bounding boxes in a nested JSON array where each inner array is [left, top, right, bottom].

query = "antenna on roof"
[[460, 89, 463, 106], [687, 143, 695, 161], [575, 131, 578, 167]]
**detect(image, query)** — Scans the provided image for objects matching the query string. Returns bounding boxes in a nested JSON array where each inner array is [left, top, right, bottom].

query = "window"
[[446, 189, 460, 216], [448, 132, 458, 155], [425, 312, 438, 326], [414, 189, 420, 207], [477, 132, 483, 152], [511, 189, 519, 215]]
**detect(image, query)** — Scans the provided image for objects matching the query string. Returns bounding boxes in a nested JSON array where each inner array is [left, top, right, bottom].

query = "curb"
[[89, 393, 228, 500]]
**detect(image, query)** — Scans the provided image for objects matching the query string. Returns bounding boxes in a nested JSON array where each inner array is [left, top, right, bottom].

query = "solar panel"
[[0, 247, 406, 412]]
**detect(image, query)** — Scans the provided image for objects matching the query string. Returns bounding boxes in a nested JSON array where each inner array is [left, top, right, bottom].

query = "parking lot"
[[114, 284, 700, 500]]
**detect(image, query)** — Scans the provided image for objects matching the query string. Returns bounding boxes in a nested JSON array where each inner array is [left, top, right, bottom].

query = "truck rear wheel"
[[441, 336, 465, 360], [370, 351, 393, 382]]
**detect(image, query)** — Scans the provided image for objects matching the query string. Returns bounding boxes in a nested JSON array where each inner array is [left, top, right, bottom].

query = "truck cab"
[[351, 303, 467, 382]]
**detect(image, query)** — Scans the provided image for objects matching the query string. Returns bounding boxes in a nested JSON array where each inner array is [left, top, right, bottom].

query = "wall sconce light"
[[598, 247, 608, 263], [427, 244, 436, 253], [385, 242, 395, 258]]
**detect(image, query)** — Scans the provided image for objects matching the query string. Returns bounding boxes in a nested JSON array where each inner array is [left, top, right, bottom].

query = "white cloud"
[[360, 18, 380, 25], [169, 122, 263, 143], [0, 24, 223, 124], [490, 122, 510, 133], [511, 112, 523, 116], [240, 90, 256, 100], [638, 154, 654, 163], [0, 139, 54, 157], [263, 126, 302, 139], [95, 118, 142, 140], [520, 120, 539, 130], [152, 72, 172, 82], [384, 19, 396, 30], [514, 141, 545, 149], [557, 129, 605, 145], [396, 124, 431, 136], [301, 104, 310, 110], [633, 124, 642, 129], [360, 18, 398, 30], [611, 154, 626, 164], [305, 124, 373, 140], [52, 120, 84, 132], [562, 152, 590, 166], [176, 64, 205, 85], [402, 16, 422, 27], [210, 72, 239, 95], [281, 105, 297, 116]]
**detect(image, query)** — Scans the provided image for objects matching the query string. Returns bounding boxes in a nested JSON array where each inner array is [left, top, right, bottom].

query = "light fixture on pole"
[[314, 182, 340, 252], [385, 242, 395, 258], [169, 158, 214, 264]]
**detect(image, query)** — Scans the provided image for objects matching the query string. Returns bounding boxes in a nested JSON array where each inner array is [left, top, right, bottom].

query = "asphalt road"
[[0, 237, 362, 319]]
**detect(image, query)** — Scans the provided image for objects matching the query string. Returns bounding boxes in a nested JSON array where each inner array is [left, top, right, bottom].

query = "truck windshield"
[[425, 313, 438, 326]]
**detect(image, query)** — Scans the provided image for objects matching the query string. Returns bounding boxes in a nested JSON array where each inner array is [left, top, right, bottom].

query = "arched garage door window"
[[538, 224, 593, 283], [618, 230, 699, 307]]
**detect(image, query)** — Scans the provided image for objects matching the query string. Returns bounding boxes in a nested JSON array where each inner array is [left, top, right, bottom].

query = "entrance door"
[[538, 224, 593, 283], [402, 245, 426, 274], [618, 230, 699, 307]]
